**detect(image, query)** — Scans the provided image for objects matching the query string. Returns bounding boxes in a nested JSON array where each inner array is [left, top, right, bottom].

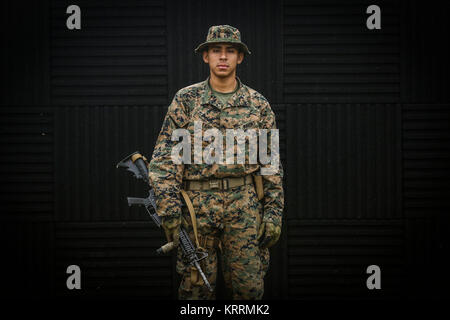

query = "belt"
[[183, 175, 254, 191], [197, 234, 221, 250]]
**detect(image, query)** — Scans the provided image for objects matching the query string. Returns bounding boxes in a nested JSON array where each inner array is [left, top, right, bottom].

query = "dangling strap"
[[253, 174, 264, 201], [180, 189, 201, 249]]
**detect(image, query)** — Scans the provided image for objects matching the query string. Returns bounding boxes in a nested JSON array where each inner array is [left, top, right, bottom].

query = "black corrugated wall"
[[1, 0, 449, 299]]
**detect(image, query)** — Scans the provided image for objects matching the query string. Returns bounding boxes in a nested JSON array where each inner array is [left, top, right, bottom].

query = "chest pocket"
[[190, 106, 220, 130], [220, 106, 260, 130]]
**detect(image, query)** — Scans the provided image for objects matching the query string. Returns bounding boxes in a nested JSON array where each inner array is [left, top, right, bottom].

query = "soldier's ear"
[[202, 50, 209, 64], [237, 52, 244, 64]]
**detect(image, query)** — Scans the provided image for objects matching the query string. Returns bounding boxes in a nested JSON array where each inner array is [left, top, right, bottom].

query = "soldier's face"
[[202, 44, 244, 78]]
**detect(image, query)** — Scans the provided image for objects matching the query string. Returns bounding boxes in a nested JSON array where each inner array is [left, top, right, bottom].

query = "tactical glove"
[[257, 221, 281, 249], [161, 215, 190, 248], [161, 215, 181, 248]]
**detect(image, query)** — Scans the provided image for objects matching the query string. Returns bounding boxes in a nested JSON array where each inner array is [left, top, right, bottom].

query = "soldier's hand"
[[257, 222, 281, 249], [161, 215, 182, 247]]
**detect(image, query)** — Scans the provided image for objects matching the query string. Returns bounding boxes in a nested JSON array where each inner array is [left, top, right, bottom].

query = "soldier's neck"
[[209, 72, 237, 93]]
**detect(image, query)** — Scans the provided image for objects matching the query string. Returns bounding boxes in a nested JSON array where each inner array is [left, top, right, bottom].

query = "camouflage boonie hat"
[[195, 25, 251, 55]]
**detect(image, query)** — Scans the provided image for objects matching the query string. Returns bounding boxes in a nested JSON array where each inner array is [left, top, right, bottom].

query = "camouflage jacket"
[[148, 76, 284, 226]]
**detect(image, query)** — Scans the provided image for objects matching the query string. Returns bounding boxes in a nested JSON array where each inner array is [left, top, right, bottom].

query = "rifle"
[[116, 151, 212, 292]]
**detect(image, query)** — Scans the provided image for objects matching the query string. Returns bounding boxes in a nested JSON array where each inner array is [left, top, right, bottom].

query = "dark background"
[[1, 0, 449, 299]]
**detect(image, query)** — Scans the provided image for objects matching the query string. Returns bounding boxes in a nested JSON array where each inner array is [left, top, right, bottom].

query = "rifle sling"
[[180, 189, 201, 249]]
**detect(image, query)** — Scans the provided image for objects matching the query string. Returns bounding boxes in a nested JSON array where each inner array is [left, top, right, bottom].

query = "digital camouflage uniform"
[[148, 25, 284, 300]]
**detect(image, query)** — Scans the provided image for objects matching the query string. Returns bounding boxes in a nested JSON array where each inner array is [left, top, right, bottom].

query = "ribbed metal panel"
[[405, 215, 450, 299], [287, 219, 404, 299], [166, 0, 283, 104], [399, 0, 450, 301], [0, 108, 54, 221], [0, 108, 55, 297], [55, 221, 173, 298], [401, 2, 450, 103], [50, 0, 167, 105], [286, 103, 402, 220], [1, 222, 55, 298], [403, 104, 450, 217], [1, 1, 50, 106], [284, 0, 400, 103], [54, 105, 167, 221], [272, 105, 287, 163]]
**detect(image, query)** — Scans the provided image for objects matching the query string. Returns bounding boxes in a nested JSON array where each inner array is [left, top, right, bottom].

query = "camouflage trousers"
[[176, 182, 270, 300]]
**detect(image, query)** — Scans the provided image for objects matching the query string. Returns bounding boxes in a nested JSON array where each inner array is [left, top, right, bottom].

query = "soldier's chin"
[[214, 69, 232, 78]]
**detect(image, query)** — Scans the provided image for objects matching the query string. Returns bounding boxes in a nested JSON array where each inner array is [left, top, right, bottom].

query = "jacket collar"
[[200, 76, 252, 108]]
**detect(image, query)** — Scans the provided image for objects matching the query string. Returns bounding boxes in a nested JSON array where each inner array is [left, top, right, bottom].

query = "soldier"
[[148, 25, 284, 300]]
